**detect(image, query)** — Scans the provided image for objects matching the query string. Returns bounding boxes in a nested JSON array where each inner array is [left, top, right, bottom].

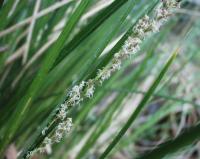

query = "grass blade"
[[99, 49, 179, 159], [136, 122, 200, 159]]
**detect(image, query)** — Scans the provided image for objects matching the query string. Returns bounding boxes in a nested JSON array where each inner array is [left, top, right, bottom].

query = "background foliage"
[[0, 0, 200, 158]]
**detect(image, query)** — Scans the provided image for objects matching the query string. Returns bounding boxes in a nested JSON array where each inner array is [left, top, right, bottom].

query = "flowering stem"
[[21, 0, 180, 158]]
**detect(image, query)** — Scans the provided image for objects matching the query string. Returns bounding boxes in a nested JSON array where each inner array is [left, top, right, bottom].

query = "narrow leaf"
[[99, 49, 179, 159], [137, 122, 200, 159]]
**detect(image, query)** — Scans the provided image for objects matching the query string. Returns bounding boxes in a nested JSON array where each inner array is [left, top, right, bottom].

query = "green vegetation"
[[0, 0, 199, 159]]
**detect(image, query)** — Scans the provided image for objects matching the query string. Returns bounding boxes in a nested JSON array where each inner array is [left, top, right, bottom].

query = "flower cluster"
[[134, 15, 155, 38], [27, 118, 72, 158], [54, 118, 73, 143], [67, 81, 85, 106], [26, 137, 51, 158], [56, 103, 68, 120], [27, 0, 180, 158], [156, 0, 180, 21]]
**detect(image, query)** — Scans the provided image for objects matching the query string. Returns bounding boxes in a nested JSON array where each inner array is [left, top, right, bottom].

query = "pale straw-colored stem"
[[4, 30, 28, 66], [0, 46, 9, 53], [23, 0, 41, 64], [8, 0, 20, 17], [5, 44, 26, 65]]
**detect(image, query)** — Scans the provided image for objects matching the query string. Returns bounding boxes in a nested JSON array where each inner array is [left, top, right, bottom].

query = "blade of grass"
[[99, 49, 179, 159], [136, 122, 200, 159], [114, 102, 180, 153]]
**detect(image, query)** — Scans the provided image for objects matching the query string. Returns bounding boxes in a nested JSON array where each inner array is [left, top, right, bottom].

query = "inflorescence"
[[27, 0, 180, 157]]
